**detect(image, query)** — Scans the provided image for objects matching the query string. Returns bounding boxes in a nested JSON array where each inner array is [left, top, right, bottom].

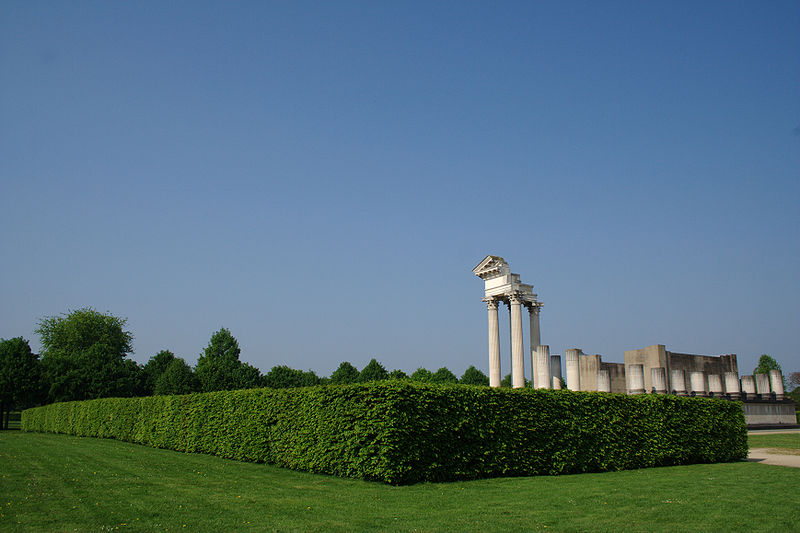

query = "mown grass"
[[748, 432, 800, 451], [1, 432, 799, 532]]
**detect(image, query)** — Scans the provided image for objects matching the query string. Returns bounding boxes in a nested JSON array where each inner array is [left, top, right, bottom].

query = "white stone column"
[[550, 355, 562, 389], [485, 299, 501, 388], [708, 374, 723, 397], [755, 373, 771, 399], [769, 370, 785, 400], [671, 369, 687, 396], [628, 364, 645, 395], [565, 349, 581, 391], [651, 367, 667, 394], [509, 294, 525, 389], [690, 371, 707, 396], [534, 345, 551, 389], [597, 370, 611, 392], [724, 371, 741, 399], [741, 375, 756, 400]]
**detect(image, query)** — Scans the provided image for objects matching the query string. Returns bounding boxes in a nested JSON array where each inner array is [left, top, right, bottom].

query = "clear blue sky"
[[2, 1, 798, 379]]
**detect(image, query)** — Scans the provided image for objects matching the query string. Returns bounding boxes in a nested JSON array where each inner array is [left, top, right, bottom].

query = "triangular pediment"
[[472, 255, 509, 279]]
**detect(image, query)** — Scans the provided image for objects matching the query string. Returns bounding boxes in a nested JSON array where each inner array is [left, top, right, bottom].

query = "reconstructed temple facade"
[[473, 255, 796, 427]]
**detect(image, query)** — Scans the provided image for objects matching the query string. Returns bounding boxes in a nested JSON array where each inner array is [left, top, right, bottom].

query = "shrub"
[[22, 382, 747, 484]]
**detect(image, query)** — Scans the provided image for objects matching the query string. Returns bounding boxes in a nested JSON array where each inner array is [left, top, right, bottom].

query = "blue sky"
[[2, 1, 798, 379]]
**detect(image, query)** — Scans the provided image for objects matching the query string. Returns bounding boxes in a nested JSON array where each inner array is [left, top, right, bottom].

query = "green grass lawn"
[[1, 432, 798, 532], [748, 432, 800, 452]]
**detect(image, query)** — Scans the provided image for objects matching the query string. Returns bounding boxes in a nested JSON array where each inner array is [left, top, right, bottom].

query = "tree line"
[[4, 308, 797, 429], [0, 308, 490, 427]]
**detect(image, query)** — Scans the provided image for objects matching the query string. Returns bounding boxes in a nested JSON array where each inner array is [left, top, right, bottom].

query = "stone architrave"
[[769, 370, 785, 400], [628, 364, 645, 395], [708, 374, 723, 397], [724, 371, 741, 399], [534, 345, 552, 389], [671, 369, 687, 395], [565, 349, 581, 391], [690, 371, 707, 396], [741, 375, 756, 400], [755, 373, 771, 399], [597, 370, 611, 392], [484, 299, 501, 388], [550, 354, 562, 389], [651, 367, 667, 394]]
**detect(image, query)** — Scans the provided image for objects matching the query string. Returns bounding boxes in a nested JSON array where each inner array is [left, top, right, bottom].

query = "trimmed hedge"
[[22, 382, 747, 484]]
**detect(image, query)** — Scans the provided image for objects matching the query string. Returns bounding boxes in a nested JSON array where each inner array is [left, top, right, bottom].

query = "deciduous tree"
[[0, 337, 42, 429], [358, 358, 388, 382], [460, 365, 489, 386], [195, 328, 260, 392], [329, 362, 360, 384], [154, 358, 199, 395], [410, 367, 433, 382], [36, 308, 139, 402], [142, 350, 177, 395], [431, 367, 458, 384]]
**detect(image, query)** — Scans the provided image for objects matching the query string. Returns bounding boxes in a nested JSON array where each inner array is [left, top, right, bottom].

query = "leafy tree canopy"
[[195, 328, 256, 392], [501, 373, 531, 388], [142, 350, 177, 394], [460, 365, 489, 386], [388, 369, 408, 380], [410, 368, 433, 382], [154, 358, 199, 395], [35, 308, 139, 402], [359, 358, 388, 382], [329, 362, 360, 384], [0, 337, 42, 412], [754, 354, 781, 375], [263, 365, 320, 388], [431, 367, 458, 384]]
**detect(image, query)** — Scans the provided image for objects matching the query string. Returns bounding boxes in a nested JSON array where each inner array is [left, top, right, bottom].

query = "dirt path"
[[747, 448, 800, 468]]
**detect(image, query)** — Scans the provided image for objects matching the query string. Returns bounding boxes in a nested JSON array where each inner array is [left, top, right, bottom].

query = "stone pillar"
[[565, 349, 581, 391], [741, 375, 756, 400], [628, 364, 645, 395], [724, 371, 741, 399], [534, 345, 551, 389], [755, 373, 771, 400], [485, 299, 501, 388], [690, 371, 707, 396], [769, 370, 785, 400], [671, 369, 687, 396], [509, 294, 525, 389], [708, 374, 723, 397], [651, 367, 667, 394], [550, 355, 562, 389], [529, 305, 541, 349], [597, 370, 611, 392]]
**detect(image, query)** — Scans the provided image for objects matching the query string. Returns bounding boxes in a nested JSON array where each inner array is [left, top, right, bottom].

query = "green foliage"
[[22, 383, 747, 485], [0, 338, 43, 415], [460, 365, 489, 386], [329, 361, 359, 384], [431, 367, 458, 383], [388, 369, 408, 380], [142, 350, 177, 394], [410, 367, 433, 382], [35, 309, 139, 402], [358, 358, 388, 382], [154, 358, 199, 395], [194, 328, 260, 392], [263, 365, 320, 388], [753, 354, 781, 375], [501, 373, 531, 388]]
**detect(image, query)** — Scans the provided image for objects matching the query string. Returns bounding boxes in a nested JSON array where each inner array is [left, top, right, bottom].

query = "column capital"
[[482, 298, 500, 310], [507, 292, 524, 304]]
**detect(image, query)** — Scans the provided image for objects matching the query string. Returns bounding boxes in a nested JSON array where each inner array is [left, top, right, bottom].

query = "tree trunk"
[[0, 400, 4, 430]]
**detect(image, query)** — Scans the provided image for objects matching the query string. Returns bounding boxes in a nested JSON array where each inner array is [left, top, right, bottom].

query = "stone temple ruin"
[[473, 255, 797, 427]]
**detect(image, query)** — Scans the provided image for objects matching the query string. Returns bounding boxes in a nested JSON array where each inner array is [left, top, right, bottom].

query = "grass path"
[[1, 431, 799, 532]]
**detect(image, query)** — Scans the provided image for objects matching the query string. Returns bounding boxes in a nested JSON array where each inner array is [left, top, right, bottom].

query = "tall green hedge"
[[22, 382, 747, 484]]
